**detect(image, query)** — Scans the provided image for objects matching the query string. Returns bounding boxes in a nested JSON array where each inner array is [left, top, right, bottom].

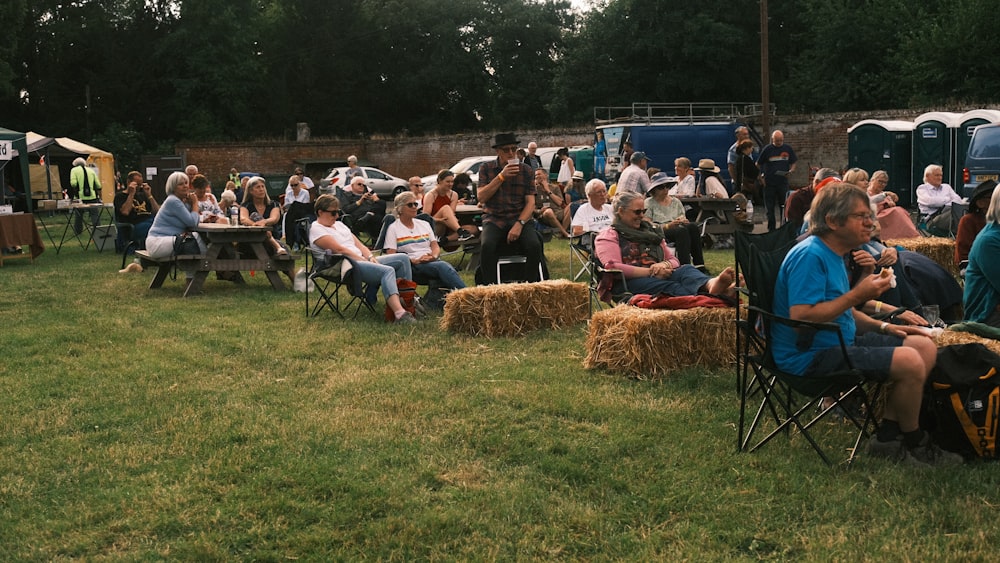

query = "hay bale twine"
[[584, 305, 735, 379], [440, 279, 588, 337]]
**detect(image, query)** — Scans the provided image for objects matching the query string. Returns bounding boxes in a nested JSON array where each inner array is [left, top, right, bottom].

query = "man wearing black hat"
[[477, 132, 543, 284]]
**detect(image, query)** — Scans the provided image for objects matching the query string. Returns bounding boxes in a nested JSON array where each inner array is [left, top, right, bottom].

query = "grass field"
[[3, 229, 1000, 560]]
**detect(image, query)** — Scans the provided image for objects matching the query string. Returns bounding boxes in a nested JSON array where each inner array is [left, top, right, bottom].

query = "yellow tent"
[[26, 132, 116, 203]]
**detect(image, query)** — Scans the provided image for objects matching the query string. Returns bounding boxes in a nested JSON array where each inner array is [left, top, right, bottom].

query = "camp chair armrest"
[[748, 305, 854, 368]]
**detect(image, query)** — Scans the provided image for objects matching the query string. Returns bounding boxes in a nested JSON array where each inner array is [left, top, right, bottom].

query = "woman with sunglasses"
[[309, 194, 417, 323], [593, 191, 737, 303], [384, 192, 466, 299]]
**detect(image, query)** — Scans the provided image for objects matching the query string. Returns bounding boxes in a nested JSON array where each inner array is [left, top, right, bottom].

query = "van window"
[[969, 127, 1000, 158]]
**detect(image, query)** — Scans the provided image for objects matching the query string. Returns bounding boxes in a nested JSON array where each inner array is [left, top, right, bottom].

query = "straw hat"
[[697, 158, 720, 173]]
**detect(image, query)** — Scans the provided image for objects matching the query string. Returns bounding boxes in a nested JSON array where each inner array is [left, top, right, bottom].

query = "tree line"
[[0, 0, 997, 173]]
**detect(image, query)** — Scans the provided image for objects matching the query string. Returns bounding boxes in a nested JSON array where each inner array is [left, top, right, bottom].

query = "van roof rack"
[[594, 102, 776, 126]]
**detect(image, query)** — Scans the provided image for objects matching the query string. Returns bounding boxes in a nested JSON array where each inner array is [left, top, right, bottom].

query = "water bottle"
[[745, 200, 754, 223], [230, 206, 239, 226]]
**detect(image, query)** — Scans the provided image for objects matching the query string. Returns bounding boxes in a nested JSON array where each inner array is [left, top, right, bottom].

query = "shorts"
[[801, 332, 902, 383]]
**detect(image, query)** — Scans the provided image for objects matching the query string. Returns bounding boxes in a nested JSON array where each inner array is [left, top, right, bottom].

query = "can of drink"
[[230, 206, 239, 225]]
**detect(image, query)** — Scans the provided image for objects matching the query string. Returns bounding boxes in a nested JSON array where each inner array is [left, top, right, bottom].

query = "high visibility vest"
[[71, 165, 100, 201]]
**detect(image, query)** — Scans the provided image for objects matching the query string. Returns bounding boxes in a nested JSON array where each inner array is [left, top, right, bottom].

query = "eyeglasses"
[[631, 208, 647, 215], [847, 212, 874, 222], [322, 208, 340, 216], [404, 202, 420, 208], [290, 183, 299, 187]]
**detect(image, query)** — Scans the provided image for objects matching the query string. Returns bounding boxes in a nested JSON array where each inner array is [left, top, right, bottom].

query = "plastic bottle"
[[230, 206, 239, 226]]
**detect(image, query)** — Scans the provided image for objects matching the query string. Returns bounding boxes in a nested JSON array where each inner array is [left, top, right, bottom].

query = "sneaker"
[[395, 312, 418, 324], [867, 436, 929, 468], [906, 434, 964, 467], [457, 229, 476, 242]]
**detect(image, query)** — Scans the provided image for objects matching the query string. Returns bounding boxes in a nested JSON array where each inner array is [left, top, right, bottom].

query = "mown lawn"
[[2, 231, 999, 560]]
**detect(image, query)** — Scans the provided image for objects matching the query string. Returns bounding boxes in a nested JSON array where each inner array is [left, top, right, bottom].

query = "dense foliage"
[[1, 0, 998, 156]]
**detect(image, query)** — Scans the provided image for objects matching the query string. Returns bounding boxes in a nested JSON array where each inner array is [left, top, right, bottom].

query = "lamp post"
[[760, 0, 770, 137]]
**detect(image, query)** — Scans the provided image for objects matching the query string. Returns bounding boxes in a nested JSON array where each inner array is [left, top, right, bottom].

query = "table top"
[[192, 223, 273, 233], [456, 204, 483, 214]]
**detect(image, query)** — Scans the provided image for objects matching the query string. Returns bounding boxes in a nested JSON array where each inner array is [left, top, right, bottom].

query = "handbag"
[[173, 233, 200, 256]]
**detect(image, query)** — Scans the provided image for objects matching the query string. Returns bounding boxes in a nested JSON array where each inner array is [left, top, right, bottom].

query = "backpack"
[[385, 278, 419, 322], [923, 343, 1000, 459]]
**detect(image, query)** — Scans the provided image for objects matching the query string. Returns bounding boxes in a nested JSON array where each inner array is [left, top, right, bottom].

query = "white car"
[[421, 155, 496, 191], [319, 166, 409, 198]]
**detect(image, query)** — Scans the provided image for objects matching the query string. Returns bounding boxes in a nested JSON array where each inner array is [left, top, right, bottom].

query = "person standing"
[[757, 130, 798, 231], [556, 147, 576, 192], [727, 126, 756, 190], [594, 131, 608, 180], [477, 132, 543, 285], [523, 142, 543, 171], [69, 157, 102, 234]]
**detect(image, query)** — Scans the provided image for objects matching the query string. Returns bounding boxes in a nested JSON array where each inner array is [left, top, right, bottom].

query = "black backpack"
[[924, 343, 1000, 459]]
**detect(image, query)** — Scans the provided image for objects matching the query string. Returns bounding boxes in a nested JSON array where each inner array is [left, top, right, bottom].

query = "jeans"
[[354, 253, 412, 300], [479, 220, 544, 284], [73, 202, 102, 235], [413, 260, 466, 290]]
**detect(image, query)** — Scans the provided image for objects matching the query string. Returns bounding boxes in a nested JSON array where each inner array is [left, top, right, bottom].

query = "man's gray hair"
[[809, 183, 869, 237], [72, 157, 86, 167], [584, 178, 606, 197]]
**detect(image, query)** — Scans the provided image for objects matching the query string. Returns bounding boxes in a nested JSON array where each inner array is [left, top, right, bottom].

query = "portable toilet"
[[847, 119, 914, 205], [957, 109, 1000, 188], [911, 111, 961, 195]]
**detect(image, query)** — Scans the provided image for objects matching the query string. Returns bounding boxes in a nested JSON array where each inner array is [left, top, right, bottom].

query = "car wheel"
[[392, 185, 407, 197]]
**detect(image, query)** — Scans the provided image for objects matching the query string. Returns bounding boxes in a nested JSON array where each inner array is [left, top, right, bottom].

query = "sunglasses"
[[404, 202, 420, 208], [631, 208, 647, 215]]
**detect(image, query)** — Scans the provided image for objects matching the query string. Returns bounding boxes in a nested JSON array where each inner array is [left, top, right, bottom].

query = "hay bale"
[[440, 279, 588, 337], [935, 329, 1000, 355], [883, 236, 958, 278], [584, 305, 735, 379]]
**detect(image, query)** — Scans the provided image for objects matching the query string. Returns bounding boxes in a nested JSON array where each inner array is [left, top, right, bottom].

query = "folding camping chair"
[[304, 246, 378, 319], [734, 226, 884, 466], [569, 231, 596, 282]]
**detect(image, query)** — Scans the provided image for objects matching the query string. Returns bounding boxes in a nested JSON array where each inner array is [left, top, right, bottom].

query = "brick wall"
[[177, 109, 944, 189]]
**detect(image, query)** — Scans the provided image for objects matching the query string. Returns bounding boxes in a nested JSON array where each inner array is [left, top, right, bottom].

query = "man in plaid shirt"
[[477, 132, 543, 284]]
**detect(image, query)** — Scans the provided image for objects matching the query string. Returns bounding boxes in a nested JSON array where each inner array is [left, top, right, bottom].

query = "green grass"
[[3, 230, 1000, 560]]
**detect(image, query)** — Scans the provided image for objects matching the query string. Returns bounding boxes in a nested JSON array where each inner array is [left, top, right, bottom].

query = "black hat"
[[971, 180, 997, 204], [492, 132, 520, 148]]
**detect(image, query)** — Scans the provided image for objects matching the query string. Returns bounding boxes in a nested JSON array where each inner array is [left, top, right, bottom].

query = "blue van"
[[962, 123, 1000, 197], [595, 102, 766, 185]]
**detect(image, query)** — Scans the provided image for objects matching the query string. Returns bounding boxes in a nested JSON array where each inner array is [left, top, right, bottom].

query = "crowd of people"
[[102, 126, 1000, 466]]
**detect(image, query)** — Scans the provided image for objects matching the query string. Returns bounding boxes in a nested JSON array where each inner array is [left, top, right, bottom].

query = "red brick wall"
[[177, 110, 938, 189], [179, 128, 593, 187]]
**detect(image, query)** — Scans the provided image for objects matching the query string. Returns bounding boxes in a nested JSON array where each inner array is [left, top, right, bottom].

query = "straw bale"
[[934, 329, 1000, 356], [883, 236, 959, 278], [440, 279, 588, 337], [584, 305, 735, 380]]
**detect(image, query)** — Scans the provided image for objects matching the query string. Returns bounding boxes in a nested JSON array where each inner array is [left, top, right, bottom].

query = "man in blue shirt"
[[773, 183, 960, 467], [756, 130, 797, 231]]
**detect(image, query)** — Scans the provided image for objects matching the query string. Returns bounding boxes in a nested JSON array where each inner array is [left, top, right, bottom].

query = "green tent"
[[0, 127, 31, 212]]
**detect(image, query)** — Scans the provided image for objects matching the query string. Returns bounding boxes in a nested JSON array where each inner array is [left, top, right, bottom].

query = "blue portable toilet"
[[847, 119, 914, 205], [911, 111, 961, 196], [957, 109, 1000, 189]]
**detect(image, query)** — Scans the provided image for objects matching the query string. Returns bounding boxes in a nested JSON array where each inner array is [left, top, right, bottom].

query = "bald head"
[[185, 164, 199, 178], [771, 130, 784, 146]]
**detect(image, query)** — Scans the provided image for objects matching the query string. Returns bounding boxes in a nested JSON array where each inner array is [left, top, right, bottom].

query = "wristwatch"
[[518, 219, 528, 226]]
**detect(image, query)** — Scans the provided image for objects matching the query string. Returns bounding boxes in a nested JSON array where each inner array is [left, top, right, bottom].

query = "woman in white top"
[[309, 194, 417, 323], [696, 159, 729, 198], [283, 174, 311, 209], [384, 191, 466, 291], [556, 147, 575, 190], [669, 157, 697, 196]]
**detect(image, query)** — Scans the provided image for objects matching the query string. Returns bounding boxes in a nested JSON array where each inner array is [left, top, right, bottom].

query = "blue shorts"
[[801, 332, 902, 382]]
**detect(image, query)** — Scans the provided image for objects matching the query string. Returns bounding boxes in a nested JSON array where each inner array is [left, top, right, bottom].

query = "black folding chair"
[[734, 226, 883, 466], [304, 247, 378, 319]]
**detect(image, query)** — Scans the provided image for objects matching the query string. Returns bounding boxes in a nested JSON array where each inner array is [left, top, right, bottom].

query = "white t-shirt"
[[669, 175, 696, 196], [384, 218, 434, 258], [703, 176, 728, 198], [309, 220, 356, 260], [572, 203, 614, 234]]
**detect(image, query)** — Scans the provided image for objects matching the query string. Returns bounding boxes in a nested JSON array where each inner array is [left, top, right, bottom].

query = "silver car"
[[320, 166, 409, 198], [421, 155, 496, 191]]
